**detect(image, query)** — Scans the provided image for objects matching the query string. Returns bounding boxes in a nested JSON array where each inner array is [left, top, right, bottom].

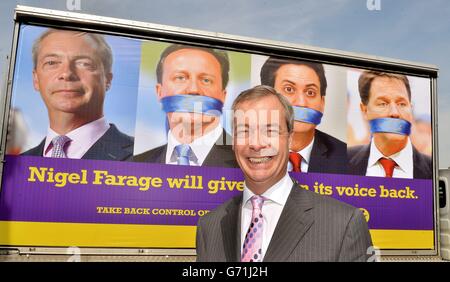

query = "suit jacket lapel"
[[34, 139, 46, 156], [349, 144, 370, 175], [83, 124, 132, 160], [308, 131, 328, 172], [412, 146, 432, 179], [263, 183, 314, 262], [203, 130, 238, 167], [157, 145, 168, 164], [221, 195, 242, 262]]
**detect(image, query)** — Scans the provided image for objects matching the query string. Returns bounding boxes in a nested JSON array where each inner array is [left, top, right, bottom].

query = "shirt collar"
[[44, 117, 109, 154], [166, 124, 223, 165], [368, 137, 413, 172], [292, 136, 315, 164], [242, 173, 293, 208]]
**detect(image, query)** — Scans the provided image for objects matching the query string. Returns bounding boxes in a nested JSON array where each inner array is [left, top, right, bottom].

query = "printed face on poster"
[[0, 23, 435, 251]]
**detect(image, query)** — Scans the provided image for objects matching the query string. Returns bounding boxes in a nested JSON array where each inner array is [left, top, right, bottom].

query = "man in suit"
[[196, 85, 372, 262], [348, 71, 432, 179], [260, 57, 347, 174], [133, 44, 237, 167], [22, 28, 133, 161]]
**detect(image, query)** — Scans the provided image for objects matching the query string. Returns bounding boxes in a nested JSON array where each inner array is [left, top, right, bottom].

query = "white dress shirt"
[[287, 136, 315, 172], [240, 173, 293, 261], [43, 117, 110, 159], [165, 124, 223, 166], [365, 137, 414, 179]]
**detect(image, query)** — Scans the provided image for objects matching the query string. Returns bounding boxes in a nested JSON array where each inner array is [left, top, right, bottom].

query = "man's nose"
[[58, 62, 78, 81], [388, 103, 401, 118], [249, 131, 270, 151], [185, 78, 202, 95], [293, 93, 307, 107]]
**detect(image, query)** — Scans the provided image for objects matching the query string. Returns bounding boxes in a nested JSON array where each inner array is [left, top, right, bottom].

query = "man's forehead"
[[42, 31, 92, 43], [275, 64, 320, 82], [166, 48, 218, 63], [370, 78, 409, 98]]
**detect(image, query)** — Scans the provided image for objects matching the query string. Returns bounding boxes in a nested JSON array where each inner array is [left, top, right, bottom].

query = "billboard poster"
[[0, 24, 434, 250]]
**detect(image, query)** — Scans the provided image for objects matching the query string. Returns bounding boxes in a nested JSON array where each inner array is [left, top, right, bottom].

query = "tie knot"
[[250, 195, 265, 211], [289, 152, 302, 172], [379, 157, 397, 177], [52, 135, 71, 147], [174, 144, 193, 165], [51, 135, 71, 158], [175, 144, 192, 158]]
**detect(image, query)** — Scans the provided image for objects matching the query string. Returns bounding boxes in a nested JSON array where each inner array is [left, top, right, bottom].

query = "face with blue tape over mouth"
[[156, 48, 227, 143], [360, 75, 414, 156], [273, 64, 325, 134], [360, 76, 414, 142]]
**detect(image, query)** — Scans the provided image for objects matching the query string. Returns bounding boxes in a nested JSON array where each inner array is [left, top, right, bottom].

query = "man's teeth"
[[249, 157, 272, 164]]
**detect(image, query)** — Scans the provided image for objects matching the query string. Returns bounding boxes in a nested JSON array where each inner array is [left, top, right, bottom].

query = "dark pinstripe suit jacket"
[[196, 182, 373, 262], [308, 129, 348, 174], [22, 124, 134, 161]]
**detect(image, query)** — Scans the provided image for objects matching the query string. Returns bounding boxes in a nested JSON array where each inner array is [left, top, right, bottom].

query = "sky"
[[0, 0, 449, 168]]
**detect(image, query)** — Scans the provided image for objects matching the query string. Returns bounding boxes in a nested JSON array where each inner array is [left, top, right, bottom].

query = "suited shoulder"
[[198, 195, 240, 226], [348, 144, 368, 161], [21, 141, 45, 156], [413, 147, 432, 179], [133, 144, 166, 162], [315, 129, 346, 150], [304, 187, 358, 217], [109, 124, 134, 143]]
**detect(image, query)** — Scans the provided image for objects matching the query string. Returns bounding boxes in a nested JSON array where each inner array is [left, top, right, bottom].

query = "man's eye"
[[265, 130, 280, 137], [377, 102, 387, 107], [75, 60, 95, 69], [236, 130, 248, 137], [305, 89, 317, 97], [174, 75, 187, 81], [202, 77, 213, 84], [283, 86, 295, 94], [43, 60, 60, 67]]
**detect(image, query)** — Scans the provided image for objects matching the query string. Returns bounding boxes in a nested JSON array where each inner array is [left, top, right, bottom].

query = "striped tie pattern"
[[175, 144, 192, 165], [51, 135, 71, 158], [241, 195, 266, 262]]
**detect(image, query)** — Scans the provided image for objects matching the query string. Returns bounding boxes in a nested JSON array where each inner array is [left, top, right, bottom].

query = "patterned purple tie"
[[51, 135, 71, 158], [241, 195, 266, 262]]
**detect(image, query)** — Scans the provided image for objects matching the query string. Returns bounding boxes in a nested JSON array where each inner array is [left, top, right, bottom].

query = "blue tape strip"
[[293, 106, 323, 125], [369, 118, 411, 136], [161, 94, 223, 116]]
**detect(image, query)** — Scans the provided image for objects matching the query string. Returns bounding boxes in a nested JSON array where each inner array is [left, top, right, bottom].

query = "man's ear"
[[220, 89, 227, 103], [320, 95, 325, 113], [288, 131, 293, 147], [105, 72, 113, 91], [32, 70, 40, 91], [156, 83, 163, 101], [360, 102, 368, 120]]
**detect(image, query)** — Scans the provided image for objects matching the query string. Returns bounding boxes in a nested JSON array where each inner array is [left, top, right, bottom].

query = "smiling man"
[[348, 71, 432, 179], [22, 28, 133, 160], [134, 44, 237, 167], [260, 57, 347, 174], [196, 85, 372, 262]]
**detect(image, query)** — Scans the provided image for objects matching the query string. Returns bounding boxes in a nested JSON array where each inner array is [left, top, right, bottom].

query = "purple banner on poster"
[[0, 156, 433, 230]]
